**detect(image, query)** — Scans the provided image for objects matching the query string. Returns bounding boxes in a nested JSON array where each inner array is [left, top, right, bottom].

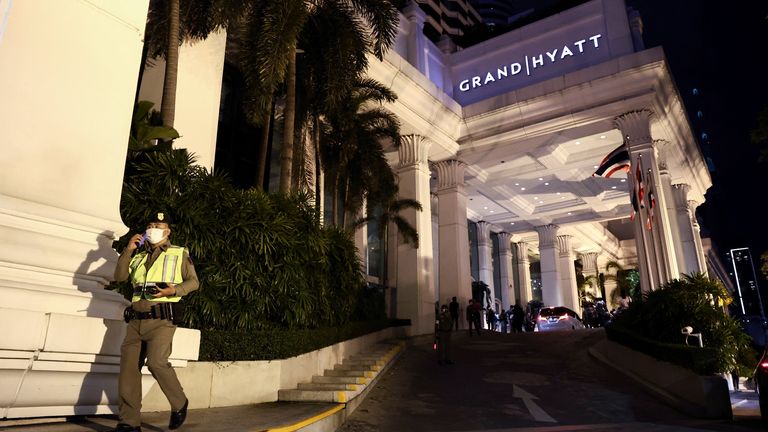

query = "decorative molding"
[[535, 224, 559, 248], [580, 251, 600, 273], [556, 235, 573, 256], [434, 159, 467, 190], [654, 139, 670, 173], [402, 0, 426, 27], [476, 221, 492, 246], [671, 183, 691, 209], [614, 109, 654, 148], [513, 242, 529, 263], [497, 232, 512, 254], [398, 134, 430, 168]]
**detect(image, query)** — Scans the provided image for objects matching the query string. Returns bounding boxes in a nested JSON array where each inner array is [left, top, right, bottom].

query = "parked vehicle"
[[755, 345, 768, 424], [535, 306, 585, 332], [524, 300, 544, 332]]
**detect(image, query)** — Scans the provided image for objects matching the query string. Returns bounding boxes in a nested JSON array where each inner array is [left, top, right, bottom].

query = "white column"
[[688, 200, 708, 276], [138, 30, 227, 170], [354, 200, 368, 274], [497, 233, 515, 309], [0, 0, 197, 418], [536, 225, 561, 307], [436, 159, 472, 314], [476, 221, 495, 308], [557, 235, 580, 312], [614, 110, 677, 292], [402, 1, 427, 74], [580, 251, 600, 297], [513, 242, 532, 305], [656, 141, 682, 279], [670, 184, 703, 275], [395, 135, 436, 335]]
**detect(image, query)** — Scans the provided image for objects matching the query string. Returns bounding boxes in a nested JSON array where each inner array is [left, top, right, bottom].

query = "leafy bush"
[[610, 273, 755, 375], [198, 319, 407, 361], [114, 149, 371, 330]]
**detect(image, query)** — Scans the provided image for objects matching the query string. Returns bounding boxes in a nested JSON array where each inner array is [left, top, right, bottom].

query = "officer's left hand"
[[152, 284, 177, 298]]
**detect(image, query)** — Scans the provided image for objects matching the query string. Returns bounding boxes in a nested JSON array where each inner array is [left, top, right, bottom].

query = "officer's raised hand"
[[126, 233, 145, 251]]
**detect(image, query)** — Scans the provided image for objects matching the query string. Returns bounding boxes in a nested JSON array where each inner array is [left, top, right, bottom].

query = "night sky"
[[625, 1, 768, 271]]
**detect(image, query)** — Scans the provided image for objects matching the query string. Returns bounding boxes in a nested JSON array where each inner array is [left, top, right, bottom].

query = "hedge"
[[605, 323, 720, 375], [199, 319, 409, 361]]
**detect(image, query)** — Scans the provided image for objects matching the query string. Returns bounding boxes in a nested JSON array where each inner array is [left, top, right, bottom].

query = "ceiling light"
[[538, 177, 543, 181], [510, 222, 515, 225], [561, 196, 566, 199], [567, 212, 572, 215], [534, 197, 538, 200], [521, 187, 526, 191], [484, 206, 488, 210], [556, 192, 561, 195], [514, 183, 520, 186], [611, 186, 617, 189], [621, 179, 626, 183], [544, 182, 550, 186], [575, 141, 581, 145], [593, 165, 599, 169], [490, 210, 495, 213], [600, 135, 606, 139]]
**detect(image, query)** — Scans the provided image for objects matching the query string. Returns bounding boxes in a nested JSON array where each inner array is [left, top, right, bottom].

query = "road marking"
[[513, 385, 557, 423]]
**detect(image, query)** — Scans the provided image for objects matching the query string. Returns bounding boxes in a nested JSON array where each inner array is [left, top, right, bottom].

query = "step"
[[312, 375, 369, 385], [335, 362, 382, 371], [278, 388, 361, 403], [323, 369, 376, 378], [297, 382, 360, 391]]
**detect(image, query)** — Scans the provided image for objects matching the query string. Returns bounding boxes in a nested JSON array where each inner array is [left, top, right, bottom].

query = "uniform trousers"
[[118, 318, 186, 427], [437, 331, 452, 362]]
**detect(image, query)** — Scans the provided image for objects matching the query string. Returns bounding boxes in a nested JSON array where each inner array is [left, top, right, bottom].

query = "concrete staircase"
[[278, 341, 404, 404]]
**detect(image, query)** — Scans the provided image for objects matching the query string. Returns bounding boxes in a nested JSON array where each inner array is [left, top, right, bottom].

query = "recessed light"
[[621, 179, 626, 183], [567, 212, 572, 215], [490, 210, 495, 213], [521, 187, 526, 191], [600, 135, 606, 139], [484, 206, 488, 210], [575, 141, 581, 145], [538, 177, 543, 181], [539, 201, 544, 204], [514, 183, 520, 186], [534, 197, 538, 200], [593, 165, 599, 169], [544, 182, 549, 186], [561, 196, 566, 199], [510, 222, 515, 225], [611, 186, 617, 189], [556, 192, 561, 195]]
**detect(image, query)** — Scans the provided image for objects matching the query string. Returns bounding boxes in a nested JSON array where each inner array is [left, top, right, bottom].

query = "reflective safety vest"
[[129, 245, 185, 303]]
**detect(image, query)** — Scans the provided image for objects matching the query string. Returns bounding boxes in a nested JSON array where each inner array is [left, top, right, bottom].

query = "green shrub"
[[611, 273, 755, 375], [114, 149, 372, 330], [198, 319, 406, 361]]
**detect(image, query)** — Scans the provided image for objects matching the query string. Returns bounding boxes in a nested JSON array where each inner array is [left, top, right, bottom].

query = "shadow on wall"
[[72, 230, 127, 416]]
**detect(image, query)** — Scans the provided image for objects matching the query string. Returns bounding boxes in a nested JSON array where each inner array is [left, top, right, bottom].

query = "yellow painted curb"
[[265, 404, 345, 432], [336, 391, 347, 403]]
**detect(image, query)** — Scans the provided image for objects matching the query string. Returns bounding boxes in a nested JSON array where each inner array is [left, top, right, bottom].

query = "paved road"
[[338, 329, 764, 432]]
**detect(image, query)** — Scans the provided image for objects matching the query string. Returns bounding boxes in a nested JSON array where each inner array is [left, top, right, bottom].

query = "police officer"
[[109, 212, 199, 432]]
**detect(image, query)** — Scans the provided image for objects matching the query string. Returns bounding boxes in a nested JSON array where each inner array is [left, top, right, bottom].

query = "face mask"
[[146, 228, 167, 245]]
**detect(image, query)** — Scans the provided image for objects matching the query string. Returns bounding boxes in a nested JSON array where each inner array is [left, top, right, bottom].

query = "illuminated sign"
[[457, 34, 603, 93]]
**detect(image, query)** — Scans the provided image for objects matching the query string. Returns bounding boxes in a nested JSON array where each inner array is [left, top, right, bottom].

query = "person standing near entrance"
[[435, 304, 454, 365], [110, 212, 199, 432], [449, 296, 460, 330]]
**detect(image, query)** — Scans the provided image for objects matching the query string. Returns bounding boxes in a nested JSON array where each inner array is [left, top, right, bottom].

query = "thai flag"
[[593, 144, 630, 177]]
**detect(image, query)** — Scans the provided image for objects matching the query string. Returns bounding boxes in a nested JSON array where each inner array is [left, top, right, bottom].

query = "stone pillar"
[[688, 200, 708, 276], [353, 200, 368, 274], [580, 251, 600, 297], [536, 225, 561, 307], [655, 141, 682, 279], [614, 110, 677, 292], [476, 221, 495, 308], [402, 1, 427, 74], [497, 233, 515, 309], [435, 159, 471, 311], [513, 242, 532, 305], [557, 235, 579, 312], [395, 135, 436, 335], [670, 184, 702, 275], [0, 0, 198, 418]]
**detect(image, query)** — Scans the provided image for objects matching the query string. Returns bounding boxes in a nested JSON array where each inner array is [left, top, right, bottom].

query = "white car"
[[535, 306, 585, 331]]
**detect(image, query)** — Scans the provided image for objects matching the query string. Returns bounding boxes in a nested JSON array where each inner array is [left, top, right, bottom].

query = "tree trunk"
[[134, 38, 150, 106], [332, 175, 340, 227], [314, 114, 323, 218], [255, 106, 272, 190], [279, 44, 297, 194], [160, 0, 180, 128]]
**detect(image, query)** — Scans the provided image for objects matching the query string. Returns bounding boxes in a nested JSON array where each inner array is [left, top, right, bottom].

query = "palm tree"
[[319, 78, 400, 226], [236, 0, 400, 194], [603, 260, 640, 306]]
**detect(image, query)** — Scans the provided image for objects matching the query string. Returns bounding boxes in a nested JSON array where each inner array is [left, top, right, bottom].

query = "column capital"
[[654, 139, 671, 173], [497, 232, 512, 253], [402, 0, 427, 27], [556, 235, 573, 257], [476, 220, 492, 246], [434, 159, 467, 190], [614, 109, 655, 149], [398, 134, 430, 168], [580, 251, 600, 273], [671, 183, 691, 209], [512, 241, 529, 263], [535, 224, 559, 248]]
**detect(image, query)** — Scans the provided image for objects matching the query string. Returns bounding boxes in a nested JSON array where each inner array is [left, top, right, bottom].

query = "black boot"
[[169, 398, 189, 430]]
